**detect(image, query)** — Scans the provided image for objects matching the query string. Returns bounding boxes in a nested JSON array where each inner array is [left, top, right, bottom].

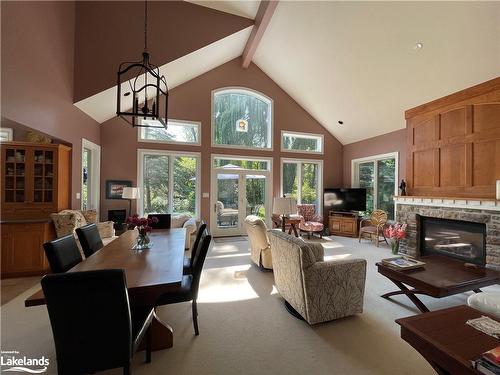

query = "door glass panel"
[[358, 162, 374, 213], [282, 162, 298, 200], [246, 174, 266, 219], [377, 158, 396, 220], [173, 156, 196, 216], [216, 173, 239, 229], [82, 148, 91, 209], [143, 154, 169, 215], [301, 163, 319, 206]]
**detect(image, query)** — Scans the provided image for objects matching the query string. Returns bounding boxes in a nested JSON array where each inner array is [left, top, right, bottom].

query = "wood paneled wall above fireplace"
[[405, 77, 500, 198]]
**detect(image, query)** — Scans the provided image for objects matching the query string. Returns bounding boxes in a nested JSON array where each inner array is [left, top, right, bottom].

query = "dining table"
[[25, 228, 186, 351]]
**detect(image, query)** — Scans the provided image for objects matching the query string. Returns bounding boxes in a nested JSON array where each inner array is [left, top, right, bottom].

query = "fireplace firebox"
[[417, 214, 486, 266]]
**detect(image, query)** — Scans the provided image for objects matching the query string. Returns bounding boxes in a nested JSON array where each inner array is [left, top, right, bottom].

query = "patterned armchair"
[[359, 209, 389, 247], [268, 230, 366, 324], [296, 204, 324, 238]]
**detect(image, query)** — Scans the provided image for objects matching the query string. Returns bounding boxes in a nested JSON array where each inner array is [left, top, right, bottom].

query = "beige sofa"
[[171, 214, 197, 249], [268, 230, 367, 324], [244, 215, 272, 270], [50, 209, 117, 248]]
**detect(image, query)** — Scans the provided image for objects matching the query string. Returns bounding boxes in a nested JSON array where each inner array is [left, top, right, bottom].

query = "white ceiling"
[[186, 0, 260, 19], [253, 1, 500, 144], [75, 27, 252, 124], [76, 1, 500, 144]]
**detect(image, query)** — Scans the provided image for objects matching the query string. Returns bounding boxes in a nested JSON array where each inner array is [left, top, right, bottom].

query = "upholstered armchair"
[[244, 215, 272, 270], [296, 204, 324, 238], [268, 230, 366, 324], [171, 214, 197, 249], [359, 209, 389, 247], [50, 209, 116, 247], [216, 201, 238, 226]]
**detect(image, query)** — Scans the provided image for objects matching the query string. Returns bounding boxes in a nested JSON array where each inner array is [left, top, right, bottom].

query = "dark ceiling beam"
[[241, 0, 279, 69]]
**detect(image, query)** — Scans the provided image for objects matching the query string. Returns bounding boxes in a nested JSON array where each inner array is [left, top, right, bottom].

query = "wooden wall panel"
[[440, 107, 467, 140], [413, 150, 435, 187], [405, 77, 500, 199], [474, 103, 500, 133], [440, 144, 466, 187]]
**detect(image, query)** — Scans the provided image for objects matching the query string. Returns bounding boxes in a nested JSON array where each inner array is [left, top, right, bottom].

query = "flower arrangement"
[[384, 222, 407, 255], [126, 214, 158, 249]]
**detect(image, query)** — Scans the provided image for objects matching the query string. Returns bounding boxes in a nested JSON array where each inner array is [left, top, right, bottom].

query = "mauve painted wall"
[[100, 58, 343, 220], [342, 128, 406, 187], [1, 1, 100, 209], [74, 1, 253, 101]]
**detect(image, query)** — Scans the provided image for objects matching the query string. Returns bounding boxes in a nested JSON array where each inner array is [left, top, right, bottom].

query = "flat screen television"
[[324, 188, 366, 212]]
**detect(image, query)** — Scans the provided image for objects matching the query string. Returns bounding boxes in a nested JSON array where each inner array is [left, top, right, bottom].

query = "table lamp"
[[122, 187, 139, 218], [273, 196, 297, 232]]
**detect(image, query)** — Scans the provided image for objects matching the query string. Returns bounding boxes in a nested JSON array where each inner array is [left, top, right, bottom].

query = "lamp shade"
[[122, 187, 139, 200], [273, 197, 297, 215]]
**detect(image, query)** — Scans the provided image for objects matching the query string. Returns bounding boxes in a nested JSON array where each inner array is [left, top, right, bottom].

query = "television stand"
[[328, 211, 359, 238]]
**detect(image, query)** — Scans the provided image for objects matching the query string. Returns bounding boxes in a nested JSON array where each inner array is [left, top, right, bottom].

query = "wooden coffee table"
[[396, 305, 499, 375], [376, 255, 500, 313]]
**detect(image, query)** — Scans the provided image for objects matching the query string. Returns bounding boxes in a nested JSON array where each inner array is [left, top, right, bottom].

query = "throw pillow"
[[50, 213, 75, 238], [81, 209, 98, 224]]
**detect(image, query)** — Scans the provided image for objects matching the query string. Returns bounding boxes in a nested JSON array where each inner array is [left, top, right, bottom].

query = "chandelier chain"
[[144, 0, 148, 51]]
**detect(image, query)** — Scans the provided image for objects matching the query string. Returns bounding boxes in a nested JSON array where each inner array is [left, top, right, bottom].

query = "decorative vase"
[[391, 240, 400, 255], [135, 231, 151, 250]]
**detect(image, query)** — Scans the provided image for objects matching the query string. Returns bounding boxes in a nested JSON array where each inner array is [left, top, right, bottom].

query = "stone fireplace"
[[394, 196, 500, 269]]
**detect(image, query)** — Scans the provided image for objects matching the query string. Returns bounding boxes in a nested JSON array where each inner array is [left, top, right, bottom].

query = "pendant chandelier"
[[116, 0, 168, 128]]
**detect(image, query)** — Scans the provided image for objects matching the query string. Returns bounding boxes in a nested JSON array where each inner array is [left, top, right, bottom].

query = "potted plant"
[[384, 222, 407, 255]]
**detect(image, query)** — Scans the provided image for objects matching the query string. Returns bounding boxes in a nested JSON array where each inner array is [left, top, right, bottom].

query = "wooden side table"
[[286, 217, 301, 237]]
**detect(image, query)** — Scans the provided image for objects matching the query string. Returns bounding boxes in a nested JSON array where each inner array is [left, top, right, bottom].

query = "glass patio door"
[[211, 157, 271, 237]]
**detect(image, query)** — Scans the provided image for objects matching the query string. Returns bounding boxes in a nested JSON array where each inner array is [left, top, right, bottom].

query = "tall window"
[[212, 88, 273, 149], [139, 119, 200, 145], [281, 159, 323, 211], [138, 150, 200, 218], [352, 152, 398, 219]]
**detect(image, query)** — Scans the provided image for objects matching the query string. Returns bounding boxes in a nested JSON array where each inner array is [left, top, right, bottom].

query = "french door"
[[210, 156, 271, 237]]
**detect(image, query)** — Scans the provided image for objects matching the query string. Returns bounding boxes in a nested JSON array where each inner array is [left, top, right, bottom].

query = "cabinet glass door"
[[4, 147, 26, 203], [33, 149, 54, 203]]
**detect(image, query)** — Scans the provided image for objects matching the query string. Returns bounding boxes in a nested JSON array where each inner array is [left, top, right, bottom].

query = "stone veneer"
[[396, 203, 500, 269]]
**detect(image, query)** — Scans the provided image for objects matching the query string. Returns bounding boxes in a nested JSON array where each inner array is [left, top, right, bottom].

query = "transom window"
[[213, 156, 270, 171], [281, 158, 323, 212], [212, 88, 273, 150], [352, 152, 398, 219], [138, 149, 200, 218], [281, 131, 323, 154], [139, 119, 200, 145]]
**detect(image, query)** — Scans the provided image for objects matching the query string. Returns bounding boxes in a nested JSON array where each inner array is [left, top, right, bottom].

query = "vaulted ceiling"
[[74, 1, 500, 145]]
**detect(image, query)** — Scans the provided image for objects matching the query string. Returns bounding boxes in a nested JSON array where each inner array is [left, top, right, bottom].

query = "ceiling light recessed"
[[414, 42, 423, 50], [338, 120, 344, 125]]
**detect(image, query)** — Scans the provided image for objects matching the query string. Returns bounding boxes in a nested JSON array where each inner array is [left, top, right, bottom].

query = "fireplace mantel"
[[394, 196, 500, 212]]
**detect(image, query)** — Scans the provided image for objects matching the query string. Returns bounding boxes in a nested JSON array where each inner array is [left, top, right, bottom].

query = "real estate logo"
[[0, 350, 49, 373]]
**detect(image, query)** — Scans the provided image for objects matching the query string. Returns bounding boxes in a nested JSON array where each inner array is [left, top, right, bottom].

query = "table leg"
[[291, 223, 299, 237], [139, 309, 173, 351], [381, 277, 430, 313]]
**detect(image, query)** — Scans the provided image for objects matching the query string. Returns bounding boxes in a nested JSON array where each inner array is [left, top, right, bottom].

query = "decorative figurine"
[[399, 179, 407, 196]]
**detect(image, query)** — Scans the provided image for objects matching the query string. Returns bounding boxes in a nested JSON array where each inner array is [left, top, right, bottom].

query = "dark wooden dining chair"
[[183, 221, 207, 275], [41, 269, 153, 375], [147, 214, 171, 229], [75, 223, 103, 258], [43, 234, 83, 273], [156, 226, 212, 335]]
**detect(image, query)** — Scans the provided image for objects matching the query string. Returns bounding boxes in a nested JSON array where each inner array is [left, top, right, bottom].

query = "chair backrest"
[[189, 221, 207, 268], [297, 204, 317, 221], [244, 215, 270, 253], [148, 214, 171, 229], [216, 201, 224, 215], [75, 223, 103, 258], [43, 235, 83, 273], [190, 226, 212, 298], [370, 209, 388, 226], [41, 269, 132, 374]]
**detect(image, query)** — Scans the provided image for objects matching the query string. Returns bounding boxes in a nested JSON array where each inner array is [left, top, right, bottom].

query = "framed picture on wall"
[[106, 180, 132, 199]]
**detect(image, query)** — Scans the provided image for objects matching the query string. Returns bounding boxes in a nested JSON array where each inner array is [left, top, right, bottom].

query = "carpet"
[[2, 235, 497, 374]]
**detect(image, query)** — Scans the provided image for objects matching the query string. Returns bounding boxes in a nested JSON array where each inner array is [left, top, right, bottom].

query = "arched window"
[[212, 88, 273, 149]]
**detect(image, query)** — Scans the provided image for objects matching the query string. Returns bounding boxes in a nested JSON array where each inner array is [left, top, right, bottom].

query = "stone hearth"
[[394, 197, 500, 269]]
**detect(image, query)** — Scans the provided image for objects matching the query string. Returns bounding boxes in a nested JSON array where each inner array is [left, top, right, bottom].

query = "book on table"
[[473, 346, 500, 375], [381, 256, 425, 270]]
